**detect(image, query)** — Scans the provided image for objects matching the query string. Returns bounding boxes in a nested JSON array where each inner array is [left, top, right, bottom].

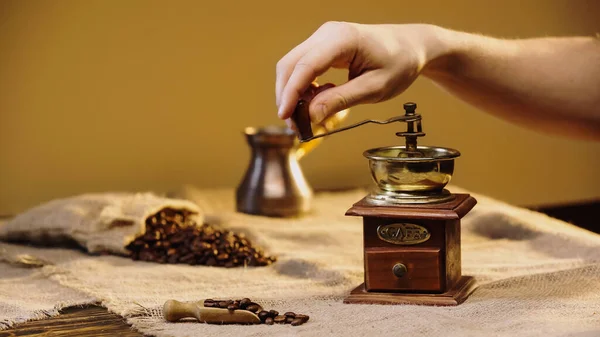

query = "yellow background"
[[1, 0, 599, 215]]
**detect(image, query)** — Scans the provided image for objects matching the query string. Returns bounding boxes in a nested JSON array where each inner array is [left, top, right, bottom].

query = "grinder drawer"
[[365, 248, 442, 292]]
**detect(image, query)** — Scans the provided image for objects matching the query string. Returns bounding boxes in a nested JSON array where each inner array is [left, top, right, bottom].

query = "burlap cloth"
[[1, 186, 599, 336]]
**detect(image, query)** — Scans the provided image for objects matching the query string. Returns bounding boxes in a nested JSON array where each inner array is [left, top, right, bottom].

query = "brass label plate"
[[377, 223, 430, 245]]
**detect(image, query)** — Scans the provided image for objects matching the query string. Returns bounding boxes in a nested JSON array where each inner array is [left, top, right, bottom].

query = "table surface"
[[1, 199, 597, 336]]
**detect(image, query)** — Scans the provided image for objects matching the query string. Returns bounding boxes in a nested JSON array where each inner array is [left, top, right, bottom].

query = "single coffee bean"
[[219, 300, 232, 308], [169, 232, 186, 244], [269, 310, 279, 317], [258, 310, 270, 321], [265, 317, 274, 325], [284, 312, 295, 318], [246, 304, 260, 313], [239, 298, 251, 309], [295, 314, 309, 323], [274, 315, 286, 323], [291, 318, 304, 326]]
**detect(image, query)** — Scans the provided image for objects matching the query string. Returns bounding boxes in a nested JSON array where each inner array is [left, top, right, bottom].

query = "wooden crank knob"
[[291, 100, 314, 141]]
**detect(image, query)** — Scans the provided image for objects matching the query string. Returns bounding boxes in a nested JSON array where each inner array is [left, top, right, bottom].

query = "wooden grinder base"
[[344, 276, 477, 306], [344, 193, 478, 306]]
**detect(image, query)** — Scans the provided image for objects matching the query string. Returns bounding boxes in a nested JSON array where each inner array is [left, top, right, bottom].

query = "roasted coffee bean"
[[180, 253, 195, 263], [246, 304, 260, 313], [195, 297, 309, 327], [291, 318, 304, 326], [258, 310, 270, 321], [169, 232, 186, 244], [125, 208, 277, 267], [295, 314, 309, 324], [239, 298, 251, 309], [206, 257, 216, 266], [219, 300, 232, 308]]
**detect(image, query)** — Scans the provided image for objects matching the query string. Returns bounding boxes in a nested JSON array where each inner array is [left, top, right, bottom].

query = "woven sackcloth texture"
[[1, 186, 599, 337]]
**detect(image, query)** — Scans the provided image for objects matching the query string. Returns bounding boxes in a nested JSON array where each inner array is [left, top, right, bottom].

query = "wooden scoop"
[[163, 300, 261, 324]]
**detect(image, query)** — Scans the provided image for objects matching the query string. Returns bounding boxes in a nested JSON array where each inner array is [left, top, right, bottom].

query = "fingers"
[[276, 22, 358, 120], [277, 46, 351, 120], [275, 38, 314, 107], [286, 83, 336, 131], [308, 71, 383, 123]]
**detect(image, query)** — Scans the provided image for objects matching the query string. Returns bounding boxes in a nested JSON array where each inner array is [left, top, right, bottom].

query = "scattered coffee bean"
[[246, 304, 260, 313], [201, 297, 309, 326], [204, 298, 309, 326], [295, 314, 309, 323], [258, 311, 270, 321], [125, 208, 277, 267], [239, 298, 251, 309]]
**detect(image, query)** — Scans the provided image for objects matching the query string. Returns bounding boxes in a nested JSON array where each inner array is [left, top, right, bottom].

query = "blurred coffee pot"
[[236, 102, 348, 217]]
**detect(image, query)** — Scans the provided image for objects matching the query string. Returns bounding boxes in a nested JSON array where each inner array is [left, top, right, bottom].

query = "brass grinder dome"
[[363, 145, 460, 205], [364, 146, 460, 192]]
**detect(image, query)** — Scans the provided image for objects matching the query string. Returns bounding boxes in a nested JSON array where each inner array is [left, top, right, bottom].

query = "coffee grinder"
[[292, 101, 477, 306]]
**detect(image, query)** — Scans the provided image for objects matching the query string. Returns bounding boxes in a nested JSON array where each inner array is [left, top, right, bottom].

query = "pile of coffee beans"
[[125, 209, 276, 267], [204, 298, 310, 326]]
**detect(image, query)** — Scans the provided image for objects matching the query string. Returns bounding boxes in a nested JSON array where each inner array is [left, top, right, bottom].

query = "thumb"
[[308, 72, 382, 124]]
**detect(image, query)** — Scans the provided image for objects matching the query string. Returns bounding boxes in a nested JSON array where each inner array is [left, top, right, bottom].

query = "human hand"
[[276, 22, 446, 125]]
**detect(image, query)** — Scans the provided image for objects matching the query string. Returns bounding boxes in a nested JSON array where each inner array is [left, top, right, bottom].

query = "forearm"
[[420, 26, 600, 141]]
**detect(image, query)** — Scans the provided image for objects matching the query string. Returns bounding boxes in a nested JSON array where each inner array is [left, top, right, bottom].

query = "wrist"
[[418, 25, 465, 78]]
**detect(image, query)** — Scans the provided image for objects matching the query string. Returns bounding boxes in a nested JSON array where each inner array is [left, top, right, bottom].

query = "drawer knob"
[[392, 263, 408, 278]]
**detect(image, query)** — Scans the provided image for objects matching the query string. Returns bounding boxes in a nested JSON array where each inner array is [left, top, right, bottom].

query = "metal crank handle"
[[298, 114, 421, 143]]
